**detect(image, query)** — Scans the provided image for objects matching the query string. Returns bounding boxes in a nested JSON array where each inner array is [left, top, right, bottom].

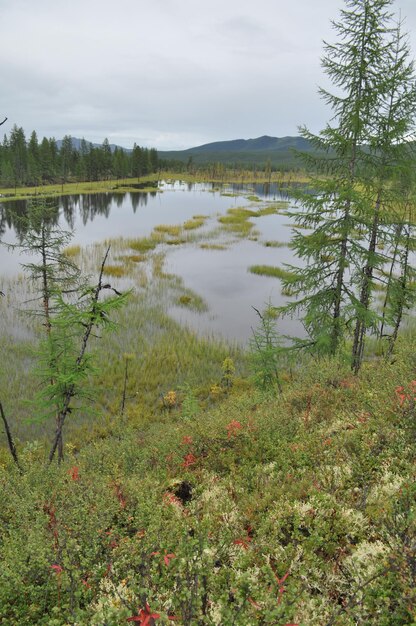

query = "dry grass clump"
[[102, 264, 127, 278], [63, 245, 81, 257]]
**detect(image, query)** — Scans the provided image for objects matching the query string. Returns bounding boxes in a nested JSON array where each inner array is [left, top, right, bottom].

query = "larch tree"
[[350, 17, 416, 372], [16, 198, 81, 459], [279, 0, 409, 359]]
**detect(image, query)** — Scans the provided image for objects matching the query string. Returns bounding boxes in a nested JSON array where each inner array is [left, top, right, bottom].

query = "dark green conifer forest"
[[0, 127, 159, 187]]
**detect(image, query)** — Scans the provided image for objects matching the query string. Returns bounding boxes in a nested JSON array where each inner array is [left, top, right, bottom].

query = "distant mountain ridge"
[[158, 135, 313, 167], [181, 135, 310, 153], [56, 134, 314, 167], [56, 137, 131, 153]]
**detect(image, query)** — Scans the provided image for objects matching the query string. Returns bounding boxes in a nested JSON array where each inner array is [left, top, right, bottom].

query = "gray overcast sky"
[[1, 0, 416, 150]]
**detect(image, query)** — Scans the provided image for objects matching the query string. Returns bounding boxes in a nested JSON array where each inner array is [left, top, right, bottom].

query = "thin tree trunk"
[[352, 193, 381, 374], [0, 401, 22, 472], [331, 17, 366, 356], [331, 206, 350, 354], [120, 358, 129, 416], [379, 223, 403, 338], [40, 225, 64, 461], [387, 225, 411, 358]]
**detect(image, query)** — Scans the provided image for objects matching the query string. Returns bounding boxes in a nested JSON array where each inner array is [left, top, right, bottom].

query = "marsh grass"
[[249, 265, 299, 283], [218, 208, 257, 235], [0, 178, 161, 203], [154, 224, 183, 237], [165, 238, 188, 245], [63, 245, 81, 257], [218, 202, 288, 236], [0, 267, 245, 446], [102, 264, 127, 278], [183, 217, 206, 230], [75, 289, 245, 440], [128, 235, 161, 253], [263, 240, 288, 248], [122, 254, 146, 263], [200, 243, 228, 250], [175, 289, 208, 312], [113, 185, 160, 194], [0, 172, 311, 204], [257, 204, 286, 216]]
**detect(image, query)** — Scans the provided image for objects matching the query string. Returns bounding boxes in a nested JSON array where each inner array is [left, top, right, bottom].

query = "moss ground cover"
[[0, 332, 415, 624]]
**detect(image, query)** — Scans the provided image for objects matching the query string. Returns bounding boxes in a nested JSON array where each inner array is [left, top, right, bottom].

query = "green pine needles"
[[279, 0, 416, 371]]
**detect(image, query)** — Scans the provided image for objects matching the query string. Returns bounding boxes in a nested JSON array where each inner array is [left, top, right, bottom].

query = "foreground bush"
[[0, 338, 415, 625]]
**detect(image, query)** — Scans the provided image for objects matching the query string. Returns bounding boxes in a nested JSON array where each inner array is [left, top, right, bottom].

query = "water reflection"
[[0, 181, 307, 239], [0, 182, 300, 343], [0, 192, 157, 235], [167, 238, 303, 343]]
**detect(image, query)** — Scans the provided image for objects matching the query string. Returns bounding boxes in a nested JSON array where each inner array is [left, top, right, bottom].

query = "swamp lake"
[[0, 180, 304, 344]]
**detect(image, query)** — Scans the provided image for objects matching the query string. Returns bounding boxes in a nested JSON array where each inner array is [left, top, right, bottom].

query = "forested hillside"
[[158, 135, 314, 169]]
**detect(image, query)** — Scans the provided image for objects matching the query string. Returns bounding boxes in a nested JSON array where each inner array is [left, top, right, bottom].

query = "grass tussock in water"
[[165, 238, 188, 245], [218, 207, 258, 235], [183, 217, 206, 230], [63, 244, 81, 257], [128, 235, 161, 253], [200, 243, 228, 250], [248, 264, 299, 282], [176, 290, 208, 312], [263, 240, 288, 248], [123, 253, 147, 263], [102, 264, 127, 278], [154, 224, 183, 237], [218, 202, 288, 236]]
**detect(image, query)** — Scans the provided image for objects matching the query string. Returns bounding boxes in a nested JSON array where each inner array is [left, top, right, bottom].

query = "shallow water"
[[166, 237, 302, 343], [0, 182, 300, 343]]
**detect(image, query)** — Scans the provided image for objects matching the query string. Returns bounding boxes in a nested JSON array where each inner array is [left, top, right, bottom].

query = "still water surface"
[[0, 182, 302, 344]]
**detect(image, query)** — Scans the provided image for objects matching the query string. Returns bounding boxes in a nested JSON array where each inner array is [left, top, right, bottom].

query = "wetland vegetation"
[[0, 172, 414, 625], [1, 0, 416, 624]]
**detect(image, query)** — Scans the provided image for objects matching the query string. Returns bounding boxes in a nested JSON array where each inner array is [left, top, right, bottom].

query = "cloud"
[[0, 0, 415, 149]]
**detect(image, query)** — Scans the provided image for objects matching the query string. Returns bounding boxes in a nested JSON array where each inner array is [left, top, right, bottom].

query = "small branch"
[[251, 305, 264, 321], [120, 358, 129, 416], [0, 116, 7, 127], [324, 565, 390, 626], [0, 401, 22, 472]]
